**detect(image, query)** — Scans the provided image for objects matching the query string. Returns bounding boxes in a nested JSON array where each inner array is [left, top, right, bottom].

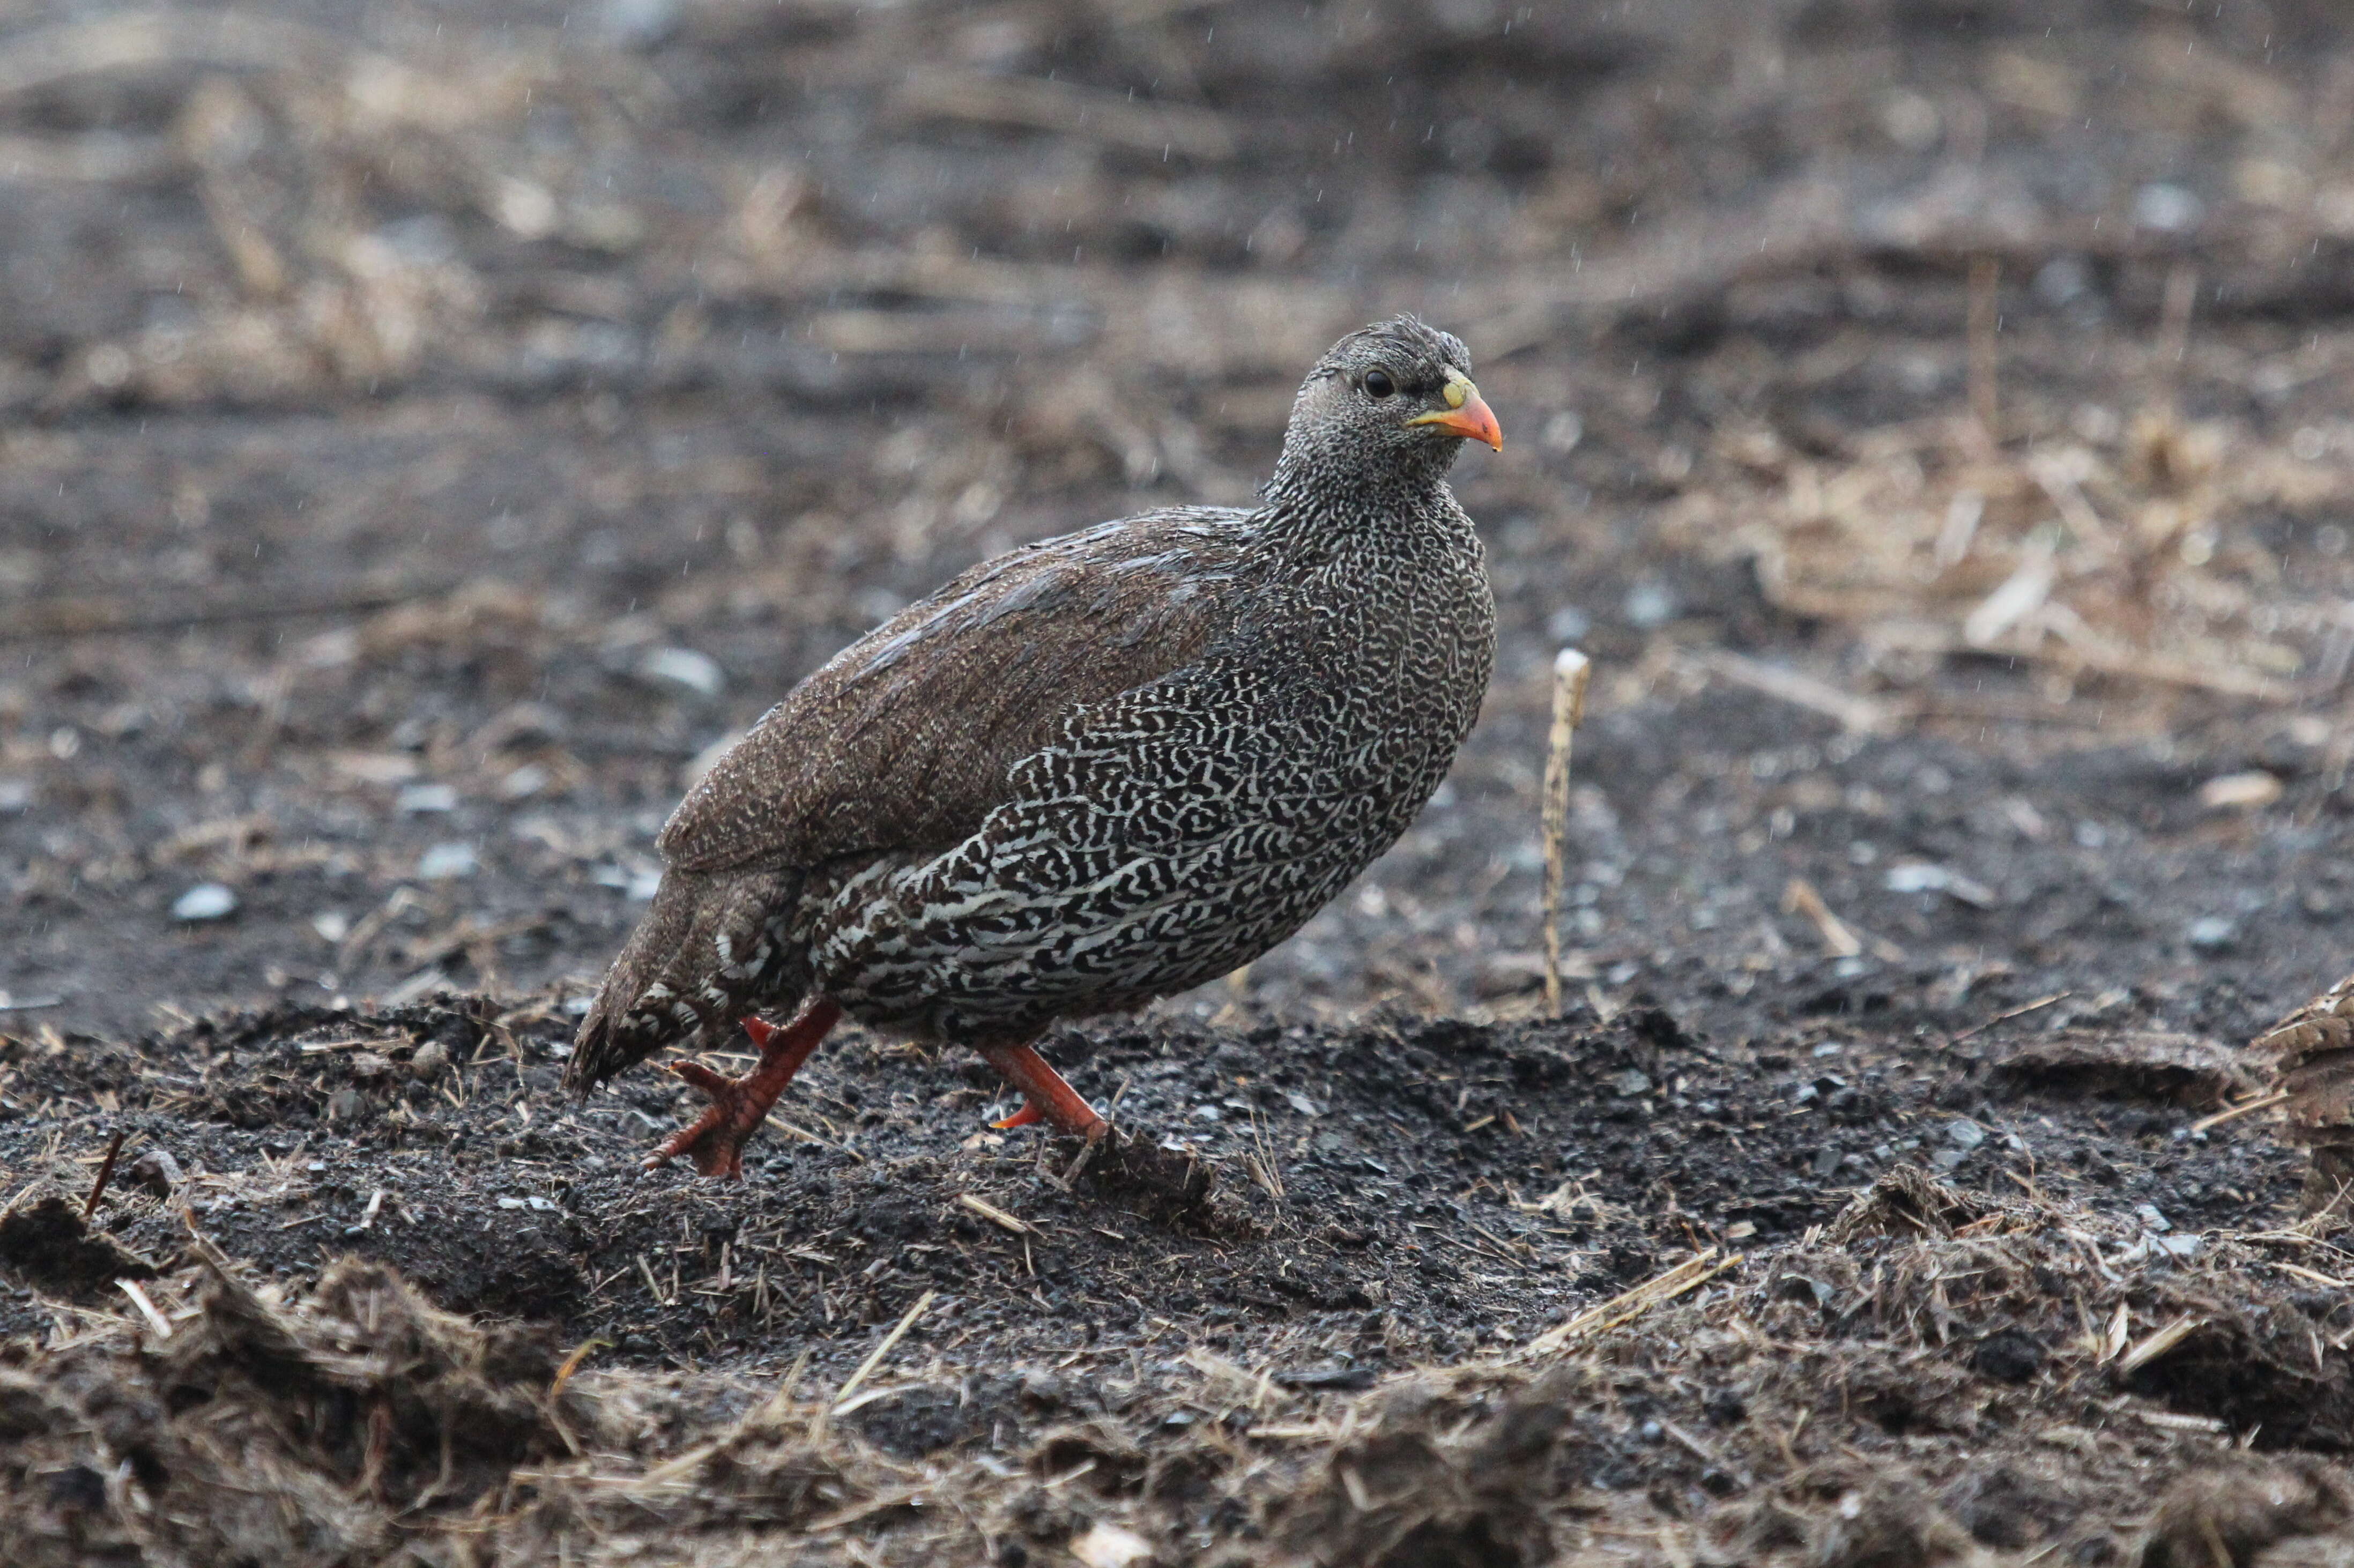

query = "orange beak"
[[1406, 380, 1503, 451]]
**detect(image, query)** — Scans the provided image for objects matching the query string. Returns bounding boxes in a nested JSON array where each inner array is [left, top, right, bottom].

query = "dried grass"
[[1670, 387, 2352, 711]]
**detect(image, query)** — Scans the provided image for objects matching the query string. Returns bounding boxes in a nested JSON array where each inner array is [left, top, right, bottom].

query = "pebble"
[[1622, 579, 1679, 629], [2197, 771, 2283, 811], [1945, 1118, 1987, 1150], [129, 1147, 182, 1195], [2134, 1202, 2171, 1233], [1611, 1069, 1652, 1097], [498, 763, 551, 800], [410, 1039, 449, 1081], [2185, 916, 2236, 950], [2133, 182, 2205, 233], [1882, 861, 1996, 908], [397, 783, 459, 813], [596, 0, 679, 48], [638, 645, 725, 697], [418, 842, 478, 879], [172, 883, 239, 922]]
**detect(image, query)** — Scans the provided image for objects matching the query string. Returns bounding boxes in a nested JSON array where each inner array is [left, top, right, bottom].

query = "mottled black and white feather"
[[570, 316, 1497, 1090]]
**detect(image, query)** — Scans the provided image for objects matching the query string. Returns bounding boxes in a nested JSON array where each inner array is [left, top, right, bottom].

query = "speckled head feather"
[[1270, 315, 1485, 499], [571, 318, 1500, 1118]]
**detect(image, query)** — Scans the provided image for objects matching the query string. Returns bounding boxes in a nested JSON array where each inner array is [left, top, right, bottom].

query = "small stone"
[[1622, 579, 1679, 629], [350, 1051, 392, 1081], [129, 1148, 182, 1196], [638, 645, 726, 697], [418, 842, 478, 879], [498, 763, 551, 800], [397, 783, 459, 813], [2186, 916, 2236, 950], [409, 1039, 449, 1081], [1286, 1091, 1321, 1117], [2134, 1202, 2171, 1233], [172, 883, 238, 922], [326, 1088, 363, 1120], [1945, 1118, 1987, 1150], [2197, 771, 2283, 811], [2133, 182, 2204, 233], [1610, 1069, 1652, 1097], [1070, 1523, 1154, 1568], [596, 0, 679, 48]]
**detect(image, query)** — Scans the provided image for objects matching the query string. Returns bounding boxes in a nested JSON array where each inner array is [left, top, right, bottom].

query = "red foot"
[[978, 1042, 1108, 1140], [644, 999, 842, 1179], [991, 1100, 1047, 1130]]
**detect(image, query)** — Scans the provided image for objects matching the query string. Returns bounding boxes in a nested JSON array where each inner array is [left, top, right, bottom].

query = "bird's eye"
[[1362, 368, 1396, 399]]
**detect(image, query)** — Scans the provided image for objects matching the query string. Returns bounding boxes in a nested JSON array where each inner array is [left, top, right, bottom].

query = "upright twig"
[[1967, 256, 2000, 446], [2156, 260, 2200, 411], [84, 1126, 129, 1219], [1541, 648, 1593, 1015]]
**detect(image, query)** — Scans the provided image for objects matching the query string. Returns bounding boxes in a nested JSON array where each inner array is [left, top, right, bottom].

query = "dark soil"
[[6, 0, 2354, 1563]]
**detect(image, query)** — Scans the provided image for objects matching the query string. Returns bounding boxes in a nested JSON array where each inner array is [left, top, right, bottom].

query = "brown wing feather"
[[661, 508, 1252, 876], [2255, 971, 2354, 1213]]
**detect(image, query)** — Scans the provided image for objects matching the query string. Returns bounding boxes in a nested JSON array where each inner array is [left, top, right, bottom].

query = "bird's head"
[[1273, 316, 1502, 494]]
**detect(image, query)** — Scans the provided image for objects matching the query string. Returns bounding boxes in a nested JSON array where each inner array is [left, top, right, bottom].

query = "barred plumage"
[[569, 316, 1502, 1174], [2255, 971, 2354, 1214]]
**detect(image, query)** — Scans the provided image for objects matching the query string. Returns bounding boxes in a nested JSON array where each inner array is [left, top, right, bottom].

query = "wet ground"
[[6, 0, 2354, 1563]]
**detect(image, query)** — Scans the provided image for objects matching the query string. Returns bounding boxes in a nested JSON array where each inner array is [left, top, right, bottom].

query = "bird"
[[2254, 970, 2354, 1215], [566, 315, 1503, 1178]]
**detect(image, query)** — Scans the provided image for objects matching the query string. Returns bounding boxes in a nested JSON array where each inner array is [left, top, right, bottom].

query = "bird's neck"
[[1261, 446, 1459, 527]]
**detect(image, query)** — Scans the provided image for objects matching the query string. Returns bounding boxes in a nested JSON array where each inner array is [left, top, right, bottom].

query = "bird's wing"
[[2259, 971, 2354, 1139], [659, 508, 1254, 875]]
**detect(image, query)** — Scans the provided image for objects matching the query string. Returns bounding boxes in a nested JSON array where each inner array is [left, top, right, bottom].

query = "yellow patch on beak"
[[1406, 371, 1503, 450]]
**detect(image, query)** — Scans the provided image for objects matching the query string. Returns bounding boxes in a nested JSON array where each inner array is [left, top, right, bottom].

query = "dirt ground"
[[6, 1, 2354, 1563]]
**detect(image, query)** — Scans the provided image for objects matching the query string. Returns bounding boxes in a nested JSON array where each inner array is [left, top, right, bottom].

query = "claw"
[[991, 1100, 1048, 1130], [641, 1074, 753, 1178], [637, 999, 842, 1180]]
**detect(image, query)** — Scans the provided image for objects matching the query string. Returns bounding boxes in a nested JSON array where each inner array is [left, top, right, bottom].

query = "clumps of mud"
[[10, 1163, 2354, 1566], [3, 989, 2350, 1565], [0, 1184, 157, 1299], [3, 1220, 587, 1565]]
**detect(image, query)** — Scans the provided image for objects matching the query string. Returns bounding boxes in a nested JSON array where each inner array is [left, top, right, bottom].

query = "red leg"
[[644, 998, 843, 1179], [978, 1041, 1107, 1140]]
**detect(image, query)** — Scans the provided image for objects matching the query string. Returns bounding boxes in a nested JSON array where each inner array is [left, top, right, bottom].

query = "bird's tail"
[[567, 866, 806, 1093]]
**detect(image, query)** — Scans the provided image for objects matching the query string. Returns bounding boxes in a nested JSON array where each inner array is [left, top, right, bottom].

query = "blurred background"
[[2, 0, 2351, 1047]]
